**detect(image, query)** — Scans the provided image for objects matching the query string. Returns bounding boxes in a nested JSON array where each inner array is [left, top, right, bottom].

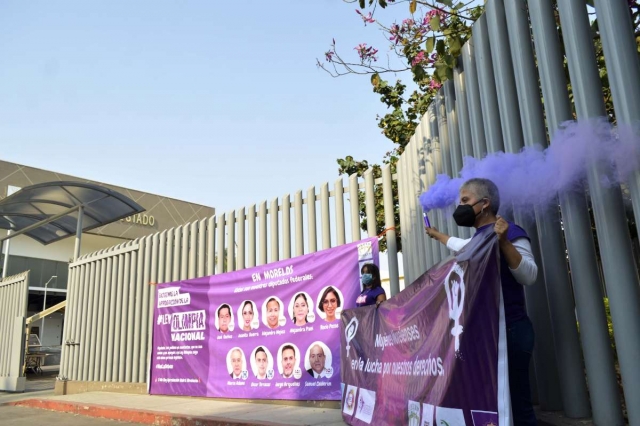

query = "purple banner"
[[340, 232, 508, 425], [150, 237, 379, 400]]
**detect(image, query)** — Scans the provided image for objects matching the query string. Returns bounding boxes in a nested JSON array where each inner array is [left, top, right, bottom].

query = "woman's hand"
[[425, 227, 451, 245], [425, 227, 440, 239], [494, 216, 509, 242]]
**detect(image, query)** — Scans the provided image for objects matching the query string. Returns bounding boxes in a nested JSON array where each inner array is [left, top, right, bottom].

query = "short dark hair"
[[282, 344, 295, 356], [255, 346, 266, 359], [318, 286, 341, 312], [218, 304, 231, 317], [266, 297, 279, 307], [360, 263, 382, 289]]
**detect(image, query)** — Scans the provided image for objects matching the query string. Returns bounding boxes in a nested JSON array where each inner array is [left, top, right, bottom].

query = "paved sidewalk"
[[8, 392, 346, 426], [3, 390, 595, 426]]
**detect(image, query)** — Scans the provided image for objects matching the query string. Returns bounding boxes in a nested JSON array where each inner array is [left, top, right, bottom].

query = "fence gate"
[[0, 271, 29, 392]]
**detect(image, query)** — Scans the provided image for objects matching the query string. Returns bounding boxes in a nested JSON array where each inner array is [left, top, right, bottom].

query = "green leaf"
[[436, 39, 446, 55], [449, 36, 462, 56], [430, 16, 441, 31], [445, 66, 454, 80], [359, 0, 365, 8], [444, 54, 457, 69], [371, 73, 381, 87], [409, 0, 417, 14], [426, 37, 436, 53], [440, 0, 453, 6], [435, 63, 448, 81], [412, 65, 426, 81], [378, 0, 387, 7]]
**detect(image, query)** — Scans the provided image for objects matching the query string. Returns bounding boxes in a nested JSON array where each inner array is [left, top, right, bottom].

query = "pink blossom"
[[355, 9, 376, 24], [429, 80, 442, 90], [325, 50, 334, 62], [412, 51, 426, 66], [355, 43, 379, 62]]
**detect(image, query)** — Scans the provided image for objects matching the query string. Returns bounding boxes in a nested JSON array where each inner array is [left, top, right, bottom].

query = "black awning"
[[0, 181, 145, 244]]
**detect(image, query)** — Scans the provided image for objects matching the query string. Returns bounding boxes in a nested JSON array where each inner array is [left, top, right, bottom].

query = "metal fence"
[[0, 271, 29, 392], [397, 0, 640, 425], [58, 173, 401, 384]]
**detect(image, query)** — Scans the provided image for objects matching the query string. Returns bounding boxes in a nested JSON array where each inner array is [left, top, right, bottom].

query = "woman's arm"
[[425, 227, 471, 253], [375, 293, 386, 307], [495, 217, 537, 285]]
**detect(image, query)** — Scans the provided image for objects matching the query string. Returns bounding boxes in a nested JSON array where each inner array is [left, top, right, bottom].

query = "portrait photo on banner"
[[216, 303, 235, 333], [303, 341, 333, 379], [226, 346, 248, 380], [316, 286, 344, 322], [288, 291, 316, 326], [237, 300, 260, 331], [249, 345, 275, 380], [276, 342, 302, 379], [262, 296, 286, 329]]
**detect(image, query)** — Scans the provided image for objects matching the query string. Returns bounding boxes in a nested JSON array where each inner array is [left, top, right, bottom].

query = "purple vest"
[[356, 286, 386, 308], [473, 222, 530, 325]]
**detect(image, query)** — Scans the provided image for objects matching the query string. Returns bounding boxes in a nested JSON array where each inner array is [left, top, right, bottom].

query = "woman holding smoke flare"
[[425, 178, 538, 426], [355, 263, 386, 308]]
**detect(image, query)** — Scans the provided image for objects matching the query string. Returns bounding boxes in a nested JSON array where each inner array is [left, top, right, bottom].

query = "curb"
[[7, 398, 287, 426]]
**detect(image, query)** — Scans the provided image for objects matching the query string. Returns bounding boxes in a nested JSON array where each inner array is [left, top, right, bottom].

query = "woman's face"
[[242, 304, 254, 327], [267, 300, 280, 328], [322, 291, 338, 319], [294, 295, 308, 323], [256, 351, 267, 377]]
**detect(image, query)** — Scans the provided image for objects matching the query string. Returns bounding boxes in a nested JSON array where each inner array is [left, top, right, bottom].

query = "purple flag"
[[150, 238, 379, 400], [340, 232, 510, 425]]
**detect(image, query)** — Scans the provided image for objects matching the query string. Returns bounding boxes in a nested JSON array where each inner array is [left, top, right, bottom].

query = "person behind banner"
[[280, 344, 296, 379], [425, 178, 538, 426], [318, 286, 341, 322], [254, 346, 268, 380], [218, 304, 232, 333], [266, 297, 281, 329], [306, 344, 329, 378], [355, 263, 387, 308], [229, 348, 244, 379], [241, 300, 255, 332], [291, 292, 310, 326]]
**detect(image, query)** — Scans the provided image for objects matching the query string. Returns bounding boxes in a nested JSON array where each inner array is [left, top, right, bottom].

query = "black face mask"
[[453, 199, 486, 227]]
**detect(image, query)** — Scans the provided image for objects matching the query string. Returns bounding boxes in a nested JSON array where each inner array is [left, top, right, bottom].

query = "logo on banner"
[[435, 406, 466, 426], [355, 388, 376, 424], [345, 317, 359, 357], [408, 400, 421, 426], [444, 263, 466, 353], [343, 385, 358, 416]]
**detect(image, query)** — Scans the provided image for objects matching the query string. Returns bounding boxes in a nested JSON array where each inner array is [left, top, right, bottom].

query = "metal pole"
[[382, 165, 400, 296], [492, 0, 596, 416], [435, 89, 459, 239], [589, 1, 640, 423], [461, 39, 488, 159], [472, 15, 505, 153], [557, 0, 640, 422], [2, 231, 11, 279], [40, 275, 58, 346], [527, 0, 624, 423], [73, 206, 84, 261], [444, 81, 471, 240]]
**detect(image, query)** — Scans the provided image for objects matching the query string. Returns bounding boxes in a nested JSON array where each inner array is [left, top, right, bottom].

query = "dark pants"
[[507, 317, 537, 426]]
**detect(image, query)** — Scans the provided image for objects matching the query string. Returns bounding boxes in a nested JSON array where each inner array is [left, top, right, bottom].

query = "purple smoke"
[[419, 119, 640, 213]]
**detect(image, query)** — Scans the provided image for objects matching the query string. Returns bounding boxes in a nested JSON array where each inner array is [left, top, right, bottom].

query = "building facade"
[[0, 159, 215, 348]]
